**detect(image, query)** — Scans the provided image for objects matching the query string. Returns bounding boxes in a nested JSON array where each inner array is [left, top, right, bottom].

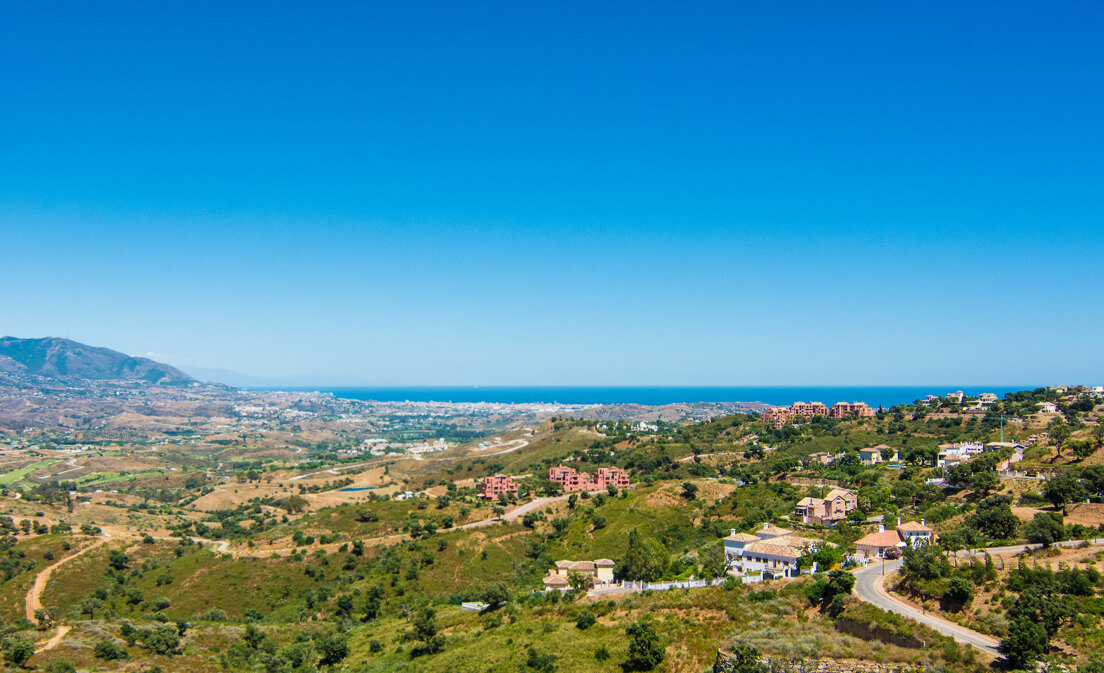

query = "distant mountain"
[[181, 366, 366, 388], [0, 337, 194, 385]]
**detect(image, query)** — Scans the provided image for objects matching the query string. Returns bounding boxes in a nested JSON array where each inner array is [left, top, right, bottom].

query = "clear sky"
[[2, 2, 1102, 385]]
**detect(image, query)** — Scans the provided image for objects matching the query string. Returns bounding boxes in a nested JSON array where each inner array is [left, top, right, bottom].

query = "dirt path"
[[225, 491, 585, 557], [26, 536, 108, 622], [34, 625, 70, 653]]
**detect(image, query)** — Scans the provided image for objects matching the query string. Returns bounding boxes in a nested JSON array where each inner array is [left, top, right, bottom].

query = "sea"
[[258, 386, 1034, 409]]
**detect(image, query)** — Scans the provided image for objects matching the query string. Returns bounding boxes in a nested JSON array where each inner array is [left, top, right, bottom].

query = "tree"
[[575, 610, 596, 630], [618, 529, 667, 582], [524, 644, 557, 673], [942, 576, 974, 608], [901, 545, 949, 583], [567, 571, 592, 592], [108, 550, 130, 570], [480, 582, 511, 607], [969, 469, 999, 494], [1023, 512, 1066, 547], [93, 638, 129, 661], [1050, 421, 1072, 457], [624, 620, 665, 671], [3, 636, 34, 667], [680, 482, 698, 500], [1000, 615, 1048, 669], [284, 495, 308, 514], [409, 606, 443, 654], [316, 634, 349, 666], [1044, 472, 1085, 513], [968, 495, 1019, 539], [140, 625, 180, 655], [825, 569, 855, 601], [699, 544, 727, 580], [243, 623, 265, 649]]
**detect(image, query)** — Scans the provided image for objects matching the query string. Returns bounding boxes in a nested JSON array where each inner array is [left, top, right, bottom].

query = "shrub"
[[575, 610, 596, 630], [93, 638, 129, 661]]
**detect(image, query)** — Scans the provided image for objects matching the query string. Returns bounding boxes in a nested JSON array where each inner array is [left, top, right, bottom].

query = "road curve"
[[852, 538, 1104, 658], [852, 560, 1001, 656]]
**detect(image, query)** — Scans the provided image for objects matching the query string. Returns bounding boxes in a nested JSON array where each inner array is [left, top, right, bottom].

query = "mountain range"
[[0, 336, 194, 385]]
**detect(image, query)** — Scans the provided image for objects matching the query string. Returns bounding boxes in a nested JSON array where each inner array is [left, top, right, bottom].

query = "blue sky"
[[2, 2, 1102, 385]]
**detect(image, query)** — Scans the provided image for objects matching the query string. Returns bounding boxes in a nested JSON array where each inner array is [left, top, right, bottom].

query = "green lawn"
[[0, 460, 57, 485]]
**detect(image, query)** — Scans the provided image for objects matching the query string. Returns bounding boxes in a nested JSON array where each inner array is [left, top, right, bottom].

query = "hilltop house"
[[794, 489, 858, 525]]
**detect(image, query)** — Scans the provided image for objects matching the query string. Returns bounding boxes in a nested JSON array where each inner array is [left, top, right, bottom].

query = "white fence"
[[616, 578, 729, 591]]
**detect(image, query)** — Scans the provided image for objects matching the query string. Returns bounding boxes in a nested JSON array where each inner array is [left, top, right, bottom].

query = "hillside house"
[[541, 558, 615, 591], [794, 488, 858, 525], [897, 519, 934, 547], [724, 524, 821, 579], [859, 447, 882, 465], [1037, 402, 1059, 414], [855, 520, 936, 558]]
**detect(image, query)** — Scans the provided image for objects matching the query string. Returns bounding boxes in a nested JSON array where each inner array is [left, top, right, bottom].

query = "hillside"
[[0, 336, 193, 385]]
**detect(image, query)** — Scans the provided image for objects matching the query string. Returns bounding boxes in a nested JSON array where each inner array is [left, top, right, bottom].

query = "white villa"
[[723, 524, 821, 579]]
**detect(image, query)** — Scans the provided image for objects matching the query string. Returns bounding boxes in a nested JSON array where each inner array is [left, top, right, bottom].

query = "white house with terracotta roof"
[[896, 519, 934, 546], [854, 526, 905, 558], [724, 524, 821, 579], [854, 520, 936, 558], [542, 558, 616, 590]]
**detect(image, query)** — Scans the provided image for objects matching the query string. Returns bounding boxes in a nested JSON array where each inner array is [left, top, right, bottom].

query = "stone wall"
[[834, 615, 928, 649], [713, 651, 918, 673]]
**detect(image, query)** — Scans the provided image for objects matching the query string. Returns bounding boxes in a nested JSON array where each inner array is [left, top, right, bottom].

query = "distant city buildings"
[[547, 465, 629, 492], [760, 401, 874, 428]]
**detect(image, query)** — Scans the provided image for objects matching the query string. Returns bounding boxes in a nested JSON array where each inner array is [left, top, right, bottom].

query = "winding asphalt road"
[[852, 539, 1104, 658], [852, 560, 1001, 656]]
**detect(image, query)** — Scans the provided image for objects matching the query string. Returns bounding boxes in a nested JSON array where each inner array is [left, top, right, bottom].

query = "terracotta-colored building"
[[829, 402, 876, 419], [595, 466, 630, 488], [548, 465, 629, 492], [478, 474, 518, 499], [762, 400, 872, 428]]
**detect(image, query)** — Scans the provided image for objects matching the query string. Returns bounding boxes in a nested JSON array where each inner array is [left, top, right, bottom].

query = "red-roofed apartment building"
[[478, 474, 518, 499], [548, 465, 630, 492]]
